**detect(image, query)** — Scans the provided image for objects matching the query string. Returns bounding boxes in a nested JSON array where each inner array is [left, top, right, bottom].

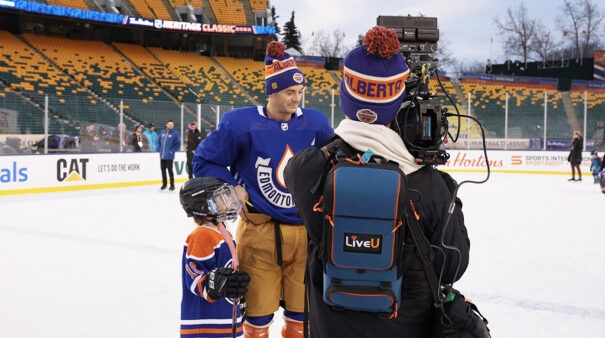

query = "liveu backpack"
[[314, 145, 407, 318]]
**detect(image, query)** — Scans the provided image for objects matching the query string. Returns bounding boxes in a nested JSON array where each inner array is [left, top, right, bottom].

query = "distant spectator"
[[590, 151, 602, 184], [158, 119, 180, 191], [185, 121, 204, 179], [80, 122, 99, 153], [0, 140, 18, 154], [96, 126, 109, 151], [143, 123, 158, 152], [131, 124, 148, 152], [567, 130, 584, 181]]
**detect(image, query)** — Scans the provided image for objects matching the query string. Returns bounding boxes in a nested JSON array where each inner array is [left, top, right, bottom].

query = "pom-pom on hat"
[[340, 26, 410, 125], [264, 41, 305, 95]]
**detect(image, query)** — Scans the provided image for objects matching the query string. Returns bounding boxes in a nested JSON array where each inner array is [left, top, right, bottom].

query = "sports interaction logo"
[[57, 158, 89, 182], [343, 233, 382, 254], [255, 146, 295, 208]]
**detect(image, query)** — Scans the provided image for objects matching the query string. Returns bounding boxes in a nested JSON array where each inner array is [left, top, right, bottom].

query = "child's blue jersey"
[[591, 157, 602, 173], [192, 106, 333, 223], [181, 225, 243, 337]]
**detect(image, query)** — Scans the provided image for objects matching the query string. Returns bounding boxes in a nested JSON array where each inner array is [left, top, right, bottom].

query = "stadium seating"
[[570, 91, 605, 139], [0, 31, 121, 128], [149, 48, 248, 106], [208, 0, 248, 25], [457, 83, 571, 138], [127, 0, 173, 20], [46, 0, 89, 10], [249, 0, 267, 12], [22, 35, 183, 126], [113, 42, 197, 102], [0, 86, 79, 135], [214, 56, 264, 104], [169, 0, 204, 8]]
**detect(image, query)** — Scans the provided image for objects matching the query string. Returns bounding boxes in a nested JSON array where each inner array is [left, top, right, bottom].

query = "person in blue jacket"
[[144, 123, 158, 152], [158, 119, 181, 191], [192, 41, 333, 337], [590, 151, 602, 183]]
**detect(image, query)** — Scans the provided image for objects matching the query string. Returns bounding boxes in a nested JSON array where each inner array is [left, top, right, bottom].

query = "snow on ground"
[[0, 172, 604, 337]]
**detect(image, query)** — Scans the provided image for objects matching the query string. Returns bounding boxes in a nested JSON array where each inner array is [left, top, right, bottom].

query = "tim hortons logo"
[[343, 233, 382, 254]]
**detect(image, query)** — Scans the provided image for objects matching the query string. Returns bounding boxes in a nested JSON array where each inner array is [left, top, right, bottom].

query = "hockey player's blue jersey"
[[192, 106, 333, 223], [181, 225, 243, 337]]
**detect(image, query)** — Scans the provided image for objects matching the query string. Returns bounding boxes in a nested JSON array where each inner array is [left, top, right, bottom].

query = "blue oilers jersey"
[[181, 225, 243, 337], [192, 106, 333, 223]]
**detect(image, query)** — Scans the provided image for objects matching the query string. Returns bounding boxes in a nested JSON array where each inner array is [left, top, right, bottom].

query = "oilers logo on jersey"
[[255, 145, 295, 208]]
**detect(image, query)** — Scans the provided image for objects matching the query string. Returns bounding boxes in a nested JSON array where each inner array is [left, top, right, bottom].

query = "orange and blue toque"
[[340, 26, 410, 125], [264, 41, 305, 95]]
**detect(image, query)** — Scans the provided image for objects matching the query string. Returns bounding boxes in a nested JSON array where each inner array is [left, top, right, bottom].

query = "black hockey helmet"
[[179, 177, 242, 222]]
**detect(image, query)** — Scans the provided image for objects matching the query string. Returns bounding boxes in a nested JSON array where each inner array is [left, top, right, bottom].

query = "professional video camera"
[[377, 16, 451, 165]]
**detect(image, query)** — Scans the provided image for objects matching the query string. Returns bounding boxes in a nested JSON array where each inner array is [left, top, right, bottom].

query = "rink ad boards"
[[0, 150, 594, 195]]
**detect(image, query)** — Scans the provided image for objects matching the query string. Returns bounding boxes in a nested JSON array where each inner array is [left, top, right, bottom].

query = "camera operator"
[[284, 26, 470, 338]]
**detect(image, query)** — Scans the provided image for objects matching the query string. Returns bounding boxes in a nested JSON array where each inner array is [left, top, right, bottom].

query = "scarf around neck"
[[334, 119, 423, 175]]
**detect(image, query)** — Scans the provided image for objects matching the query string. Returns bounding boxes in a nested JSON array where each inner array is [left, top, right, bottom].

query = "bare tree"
[[561, 0, 584, 57], [308, 29, 349, 58], [456, 60, 486, 75], [581, 0, 605, 56], [529, 23, 561, 61], [560, 0, 605, 58], [434, 32, 456, 70], [494, 3, 538, 67]]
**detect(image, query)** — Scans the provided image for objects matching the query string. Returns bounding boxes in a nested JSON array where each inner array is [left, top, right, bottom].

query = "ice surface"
[[1, 172, 604, 337]]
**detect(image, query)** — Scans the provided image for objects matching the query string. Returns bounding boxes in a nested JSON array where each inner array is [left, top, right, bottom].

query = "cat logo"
[[57, 158, 89, 182], [343, 233, 382, 254]]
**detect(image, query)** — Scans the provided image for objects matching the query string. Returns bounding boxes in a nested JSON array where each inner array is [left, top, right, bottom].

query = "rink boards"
[[0, 150, 595, 195]]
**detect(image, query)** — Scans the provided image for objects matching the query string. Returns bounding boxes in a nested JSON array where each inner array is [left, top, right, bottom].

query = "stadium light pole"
[[467, 92, 471, 150], [583, 91, 587, 151], [331, 88, 335, 128], [44, 95, 48, 154], [188, 89, 203, 130], [119, 100, 124, 153], [504, 92, 509, 150], [543, 92, 547, 151], [197, 104, 202, 134]]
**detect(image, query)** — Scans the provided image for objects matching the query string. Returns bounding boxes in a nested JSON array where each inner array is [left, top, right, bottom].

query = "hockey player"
[[284, 26, 471, 337], [179, 177, 251, 337], [192, 41, 333, 337]]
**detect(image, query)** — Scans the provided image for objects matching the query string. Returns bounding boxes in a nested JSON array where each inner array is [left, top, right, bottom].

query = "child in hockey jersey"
[[590, 151, 602, 183], [179, 177, 250, 338]]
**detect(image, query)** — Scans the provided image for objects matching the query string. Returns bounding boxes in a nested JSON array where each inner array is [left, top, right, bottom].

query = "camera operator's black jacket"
[[284, 141, 470, 338]]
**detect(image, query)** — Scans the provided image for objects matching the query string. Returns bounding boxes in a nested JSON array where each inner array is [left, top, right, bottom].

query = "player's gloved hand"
[[207, 268, 251, 300]]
